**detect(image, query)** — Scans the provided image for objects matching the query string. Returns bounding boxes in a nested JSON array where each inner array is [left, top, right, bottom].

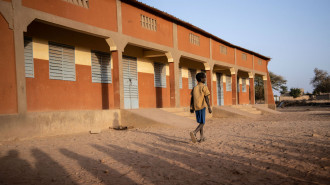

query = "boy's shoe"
[[198, 137, 206, 143], [190, 132, 197, 143]]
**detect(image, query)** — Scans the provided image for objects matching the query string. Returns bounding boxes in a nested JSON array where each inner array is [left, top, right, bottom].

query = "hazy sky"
[[138, 0, 330, 94]]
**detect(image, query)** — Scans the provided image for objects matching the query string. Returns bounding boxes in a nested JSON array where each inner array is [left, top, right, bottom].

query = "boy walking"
[[190, 72, 212, 143]]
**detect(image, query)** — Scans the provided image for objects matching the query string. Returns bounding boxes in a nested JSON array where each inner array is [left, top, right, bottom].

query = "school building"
[[0, 0, 275, 140]]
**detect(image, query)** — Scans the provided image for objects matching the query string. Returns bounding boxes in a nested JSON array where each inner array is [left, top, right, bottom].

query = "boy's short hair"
[[196, 72, 206, 82]]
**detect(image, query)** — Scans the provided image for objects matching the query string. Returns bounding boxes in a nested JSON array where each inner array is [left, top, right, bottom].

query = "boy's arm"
[[190, 88, 194, 113], [205, 95, 212, 113], [190, 96, 194, 113]]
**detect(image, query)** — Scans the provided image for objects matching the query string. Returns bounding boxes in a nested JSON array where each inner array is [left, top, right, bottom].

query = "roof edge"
[[120, 0, 271, 61]]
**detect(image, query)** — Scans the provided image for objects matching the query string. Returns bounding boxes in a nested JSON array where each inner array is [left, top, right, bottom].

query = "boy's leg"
[[190, 123, 202, 143], [199, 124, 206, 142], [194, 124, 203, 135]]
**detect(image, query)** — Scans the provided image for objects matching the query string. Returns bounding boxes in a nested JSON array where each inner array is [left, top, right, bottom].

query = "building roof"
[[121, 0, 271, 61]]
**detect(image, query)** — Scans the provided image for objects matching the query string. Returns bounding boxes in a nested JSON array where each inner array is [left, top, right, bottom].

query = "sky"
[[138, 0, 330, 94]]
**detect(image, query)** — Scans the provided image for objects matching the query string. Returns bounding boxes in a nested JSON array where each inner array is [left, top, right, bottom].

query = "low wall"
[[280, 95, 309, 101], [0, 109, 121, 141]]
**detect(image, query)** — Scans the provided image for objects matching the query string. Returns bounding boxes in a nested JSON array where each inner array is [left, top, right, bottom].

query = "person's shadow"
[[0, 150, 35, 184]]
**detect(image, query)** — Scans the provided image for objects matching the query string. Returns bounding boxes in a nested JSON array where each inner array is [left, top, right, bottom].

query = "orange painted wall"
[[177, 25, 210, 58], [212, 81, 217, 105], [236, 50, 253, 69], [180, 78, 190, 107], [138, 73, 170, 108], [238, 84, 250, 104], [22, 0, 117, 31], [212, 41, 235, 64], [223, 82, 232, 105], [254, 56, 267, 73], [0, 15, 17, 114], [121, 3, 173, 47], [26, 59, 115, 111]]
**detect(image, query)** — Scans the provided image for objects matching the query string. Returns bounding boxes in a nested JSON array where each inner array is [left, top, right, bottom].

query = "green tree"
[[269, 71, 287, 93], [280, 85, 288, 95], [289, 88, 301, 98], [310, 68, 330, 94]]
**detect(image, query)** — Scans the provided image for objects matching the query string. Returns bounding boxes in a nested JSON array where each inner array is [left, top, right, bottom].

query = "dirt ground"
[[0, 107, 329, 185]]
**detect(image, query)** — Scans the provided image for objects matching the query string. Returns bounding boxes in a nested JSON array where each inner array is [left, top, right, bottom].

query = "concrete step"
[[213, 106, 261, 119], [121, 108, 196, 128]]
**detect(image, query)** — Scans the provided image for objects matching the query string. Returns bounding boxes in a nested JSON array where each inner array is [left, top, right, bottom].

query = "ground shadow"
[[59, 148, 136, 184], [0, 149, 76, 185]]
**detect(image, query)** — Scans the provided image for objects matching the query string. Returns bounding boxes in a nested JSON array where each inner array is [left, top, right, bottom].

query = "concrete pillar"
[[206, 70, 213, 106], [112, 50, 121, 109], [249, 73, 255, 104], [263, 75, 268, 104], [167, 53, 180, 107], [13, 28, 27, 114], [230, 68, 237, 105]]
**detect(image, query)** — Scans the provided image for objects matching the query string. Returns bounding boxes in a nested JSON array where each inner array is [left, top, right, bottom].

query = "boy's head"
[[196, 72, 206, 83]]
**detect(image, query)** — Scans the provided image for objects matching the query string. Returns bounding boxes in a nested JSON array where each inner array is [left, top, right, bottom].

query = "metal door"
[[123, 56, 139, 109], [216, 73, 224, 106]]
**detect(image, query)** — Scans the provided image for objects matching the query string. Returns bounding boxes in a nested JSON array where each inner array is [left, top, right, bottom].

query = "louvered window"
[[226, 76, 232, 91], [179, 67, 182, 89], [154, 62, 166, 88], [24, 37, 34, 78], [242, 53, 247, 61], [188, 69, 196, 89], [220, 45, 227, 55], [91, 51, 112, 83], [189, 33, 200, 46], [242, 78, 247, 92], [237, 79, 240, 92], [49, 42, 75, 81]]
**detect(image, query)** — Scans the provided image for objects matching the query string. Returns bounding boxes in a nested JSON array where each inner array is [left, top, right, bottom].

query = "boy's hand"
[[190, 109, 194, 113], [208, 107, 212, 114]]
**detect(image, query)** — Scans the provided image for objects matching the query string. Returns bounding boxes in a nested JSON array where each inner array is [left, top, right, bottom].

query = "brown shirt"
[[191, 82, 210, 111]]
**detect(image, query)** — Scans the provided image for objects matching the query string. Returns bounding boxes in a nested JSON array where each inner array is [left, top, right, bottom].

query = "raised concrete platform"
[[161, 107, 212, 120], [121, 108, 196, 128], [253, 104, 281, 114], [213, 106, 261, 119]]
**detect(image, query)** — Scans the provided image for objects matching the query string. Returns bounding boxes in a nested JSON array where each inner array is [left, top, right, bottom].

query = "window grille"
[[49, 42, 76, 81], [24, 37, 34, 78], [63, 0, 89, 8], [220, 45, 227, 55], [154, 62, 166, 88], [226, 76, 232, 91], [258, 59, 262, 65], [141, 15, 157, 31], [91, 50, 112, 83], [242, 78, 246, 92], [189, 33, 200, 46]]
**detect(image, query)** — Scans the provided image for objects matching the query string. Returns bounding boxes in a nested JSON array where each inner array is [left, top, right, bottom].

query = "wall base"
[[0, 109, 121, 141]]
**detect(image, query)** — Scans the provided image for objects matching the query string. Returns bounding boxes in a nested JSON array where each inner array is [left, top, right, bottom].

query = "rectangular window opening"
[[91, 50, 112, 83]]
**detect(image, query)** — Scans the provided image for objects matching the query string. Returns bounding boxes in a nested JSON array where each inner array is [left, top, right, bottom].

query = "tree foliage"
[[280, 85, 288, 95], [254, 76, 264, 101], [289, 88, 301, 98], [310, 68, 330, 94], [269, 71, 287, 92]]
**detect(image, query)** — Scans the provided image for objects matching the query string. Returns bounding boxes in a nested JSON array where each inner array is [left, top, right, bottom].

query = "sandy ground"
[[0, 107, 329, 185]]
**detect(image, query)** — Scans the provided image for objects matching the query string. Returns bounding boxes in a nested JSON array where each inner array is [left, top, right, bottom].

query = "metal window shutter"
[[91, 51, 112, 83], [154, 62, 166, 88], [226, 76, 232, 91], [242, 78, 246, 92], [188, 69, 196, 89], [123, 56, 139, 109], [179, 67, 182, 89], [24, 37, 34, 78], [49, 42, 75, 81], [216, 73, 224, 105]]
